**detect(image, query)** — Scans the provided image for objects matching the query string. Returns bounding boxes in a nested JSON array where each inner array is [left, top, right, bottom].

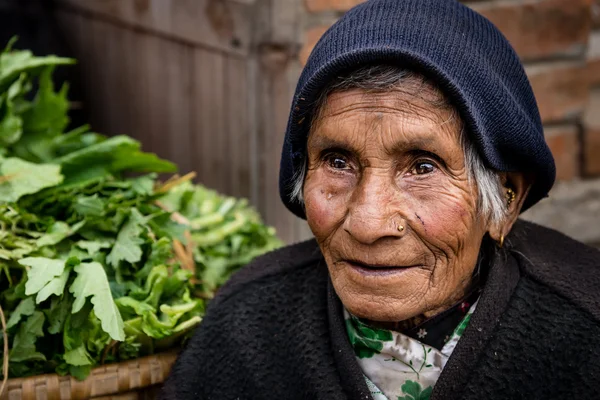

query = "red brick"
[[584, 127, 600, 175], [584, 88, 600, 176], [544, 125, 580, 181], [299, 25, 330, 65], [528, 62, 589, 124], [305, 0, 365, 13], [474, 0, 591, 61], [588, 59, 600, 87], [593, 0, 600, 28], [588, 31, 600, 86]]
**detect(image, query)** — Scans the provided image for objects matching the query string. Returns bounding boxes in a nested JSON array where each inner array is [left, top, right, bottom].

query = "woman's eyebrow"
[[380, 133, 451, 159], [388, 135, 436, 152], [309, 136, 357, 153], [310, 132, 447, 157]]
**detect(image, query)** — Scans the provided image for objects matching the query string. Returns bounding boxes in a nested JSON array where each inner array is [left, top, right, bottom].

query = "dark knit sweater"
[[161, 220, 600, 399]]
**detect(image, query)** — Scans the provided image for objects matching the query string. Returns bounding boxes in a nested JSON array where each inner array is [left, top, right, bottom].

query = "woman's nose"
[[342, 174, 405, 245]]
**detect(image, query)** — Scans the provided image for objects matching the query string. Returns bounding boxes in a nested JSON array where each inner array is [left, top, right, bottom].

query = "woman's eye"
[[326, 155, 350, 170], [413, 161, 435, 175]]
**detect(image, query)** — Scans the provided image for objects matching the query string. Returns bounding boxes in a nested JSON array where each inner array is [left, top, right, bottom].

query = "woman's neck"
[[368, 314, 428, 332]]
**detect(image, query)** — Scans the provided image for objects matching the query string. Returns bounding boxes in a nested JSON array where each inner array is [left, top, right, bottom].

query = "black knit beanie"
[[279, 0, 556, 219]]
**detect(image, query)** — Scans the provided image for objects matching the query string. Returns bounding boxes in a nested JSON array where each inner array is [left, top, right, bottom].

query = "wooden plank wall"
[[52, 0, 312, 244]]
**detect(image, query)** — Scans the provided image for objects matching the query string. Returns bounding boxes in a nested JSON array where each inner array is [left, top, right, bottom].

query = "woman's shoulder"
[[510, 219, 600, 321], [161, 240, 334, 399], [208, 238, 324, 309]]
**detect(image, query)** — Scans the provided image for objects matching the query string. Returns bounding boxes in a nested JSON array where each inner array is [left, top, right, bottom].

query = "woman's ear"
[[488, 172, 532, 243]]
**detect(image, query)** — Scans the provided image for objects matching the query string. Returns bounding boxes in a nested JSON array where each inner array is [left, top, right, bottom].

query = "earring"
[[506, 188, 516, 207], [498, 234, 505, 248]]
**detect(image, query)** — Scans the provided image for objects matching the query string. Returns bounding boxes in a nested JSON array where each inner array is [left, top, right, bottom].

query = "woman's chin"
[[340, 292, 424, 322], [332, 276, 432, 322]]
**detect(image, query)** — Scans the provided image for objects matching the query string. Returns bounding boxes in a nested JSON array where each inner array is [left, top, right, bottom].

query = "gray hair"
[[290, 65, 508, 227]]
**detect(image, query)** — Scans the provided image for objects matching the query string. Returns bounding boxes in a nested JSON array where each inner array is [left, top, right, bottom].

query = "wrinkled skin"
[[304, 87, 528, 323]]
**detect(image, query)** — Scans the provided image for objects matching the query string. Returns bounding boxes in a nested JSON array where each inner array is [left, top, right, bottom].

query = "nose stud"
[[397, 224, 405, 232]]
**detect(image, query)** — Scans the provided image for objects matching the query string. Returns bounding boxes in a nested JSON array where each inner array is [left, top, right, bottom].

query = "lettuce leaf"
[[70, 262, 125, 341], [106, 208, 147, 268], [9, 311, 46, 363], [0, 157, 63, 202]]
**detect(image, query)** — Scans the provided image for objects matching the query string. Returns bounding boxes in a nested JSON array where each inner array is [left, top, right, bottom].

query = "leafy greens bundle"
[[0, 39, 282, 380]]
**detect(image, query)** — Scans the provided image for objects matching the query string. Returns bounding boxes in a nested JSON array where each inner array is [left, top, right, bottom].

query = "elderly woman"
[[162, 0, 600, 399]]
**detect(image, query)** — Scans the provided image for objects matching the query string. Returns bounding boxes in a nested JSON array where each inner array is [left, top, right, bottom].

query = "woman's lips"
[[343, 260, 419, 276]]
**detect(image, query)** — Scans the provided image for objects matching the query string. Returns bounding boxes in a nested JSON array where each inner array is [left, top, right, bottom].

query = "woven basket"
[[0, 351, 178, 400]]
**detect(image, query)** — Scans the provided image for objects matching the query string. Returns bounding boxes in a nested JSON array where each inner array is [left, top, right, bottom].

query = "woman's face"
[[304, 87, 489, 322]]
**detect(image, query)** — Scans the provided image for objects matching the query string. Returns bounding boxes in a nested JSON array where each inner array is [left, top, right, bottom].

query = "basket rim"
[[3, 349, 179, 399]]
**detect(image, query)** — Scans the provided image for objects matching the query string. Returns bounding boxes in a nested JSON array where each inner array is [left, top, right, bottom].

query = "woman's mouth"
[[343, 260, 419, 276]]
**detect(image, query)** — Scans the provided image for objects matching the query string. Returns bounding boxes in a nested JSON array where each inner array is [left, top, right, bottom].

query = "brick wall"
[[297, 0, 600, 244]]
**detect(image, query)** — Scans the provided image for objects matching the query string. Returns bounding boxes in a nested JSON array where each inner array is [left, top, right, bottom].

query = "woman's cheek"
[[409, 192, 475, 243], [304, 178, 348, 239]]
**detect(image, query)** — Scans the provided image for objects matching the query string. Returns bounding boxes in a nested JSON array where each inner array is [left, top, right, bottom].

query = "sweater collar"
[[431, 247, 520, 399]]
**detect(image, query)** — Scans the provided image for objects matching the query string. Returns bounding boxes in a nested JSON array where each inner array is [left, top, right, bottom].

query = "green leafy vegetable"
[[70, 262, 125, 341], [54, 136, 176, 184], [9, 311, 46, 363], [0, 74, 27, 147], [0, 158, 63, 202], [36, 220, 85, 247], [35, 267, 70, 303], [20, 257, 67, 297], [6, 297, 34, 329], [63, 345, 93, 366], [106, 208, 146, 268], [0, 45, 74, 91], [46, 295, 72, 334], [74, 195, 105, 217], [0, 38, 282, 381], [76, 240, 112, 256]]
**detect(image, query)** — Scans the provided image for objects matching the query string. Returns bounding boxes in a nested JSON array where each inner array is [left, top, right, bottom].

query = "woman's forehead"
[[309, 89, 462, 151]]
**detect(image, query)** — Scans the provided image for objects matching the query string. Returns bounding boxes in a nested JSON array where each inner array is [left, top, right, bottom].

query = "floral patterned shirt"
[[344, 299, 478, 400]]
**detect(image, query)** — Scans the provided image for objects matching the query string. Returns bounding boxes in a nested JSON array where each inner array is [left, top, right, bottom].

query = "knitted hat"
[[279, 0, 556, 219]]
